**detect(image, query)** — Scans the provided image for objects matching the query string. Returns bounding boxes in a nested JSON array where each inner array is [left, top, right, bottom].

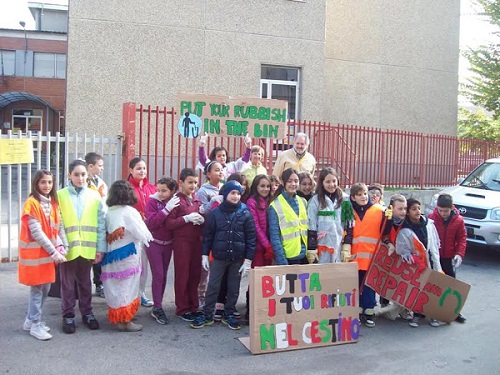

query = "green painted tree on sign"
[[462, 0, 500, 119]]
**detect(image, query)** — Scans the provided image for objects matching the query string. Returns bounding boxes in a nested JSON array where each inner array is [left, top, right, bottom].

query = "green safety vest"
[[57, 188, 100, 261], [270, 194, 308, 259]]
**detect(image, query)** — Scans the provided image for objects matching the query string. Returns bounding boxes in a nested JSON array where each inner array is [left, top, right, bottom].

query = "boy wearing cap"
[[190, 181, 256, 330], [428, 193, 467, 323]]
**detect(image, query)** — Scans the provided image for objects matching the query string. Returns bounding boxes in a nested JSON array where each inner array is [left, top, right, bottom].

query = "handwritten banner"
[[177, 94, 288, 139], [365, 244, 471, 323], [240, 263, 359, 354]]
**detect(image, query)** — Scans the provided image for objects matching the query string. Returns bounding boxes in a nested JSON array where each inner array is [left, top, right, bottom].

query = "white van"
[[425, 157, 500, 249]]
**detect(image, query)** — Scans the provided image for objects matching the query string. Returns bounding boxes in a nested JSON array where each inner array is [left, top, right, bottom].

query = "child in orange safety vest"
[[19, 170, 68, 341]]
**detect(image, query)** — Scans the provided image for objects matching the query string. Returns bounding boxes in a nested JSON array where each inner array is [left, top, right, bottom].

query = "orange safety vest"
[[410, 233, 429, 266], [352, 205, 384, 271], [389, 225, 402, 244], [18, 197, 60, 286]]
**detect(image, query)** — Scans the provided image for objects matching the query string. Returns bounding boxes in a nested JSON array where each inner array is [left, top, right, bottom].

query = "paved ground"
[[1, 245, 499, 375]]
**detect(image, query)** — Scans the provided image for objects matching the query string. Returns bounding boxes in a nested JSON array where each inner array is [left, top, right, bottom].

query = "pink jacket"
[[145, 193, 173, 242], [246, 196, 271, 251]]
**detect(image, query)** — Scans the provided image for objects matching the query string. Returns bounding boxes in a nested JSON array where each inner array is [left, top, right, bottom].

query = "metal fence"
[[0, 131, 122, 262], [122, 102, 500, 187]]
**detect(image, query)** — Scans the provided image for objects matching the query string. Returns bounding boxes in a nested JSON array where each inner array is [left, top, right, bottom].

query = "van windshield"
[[461, 162, 500, 191]]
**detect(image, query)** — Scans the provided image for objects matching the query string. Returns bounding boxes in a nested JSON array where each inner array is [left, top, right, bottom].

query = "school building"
[[0, 2, 68, 136], [65, 0, 461, 137]]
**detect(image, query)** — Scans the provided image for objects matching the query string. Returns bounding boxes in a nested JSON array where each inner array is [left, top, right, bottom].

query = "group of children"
[[18, 136, 467, 341]]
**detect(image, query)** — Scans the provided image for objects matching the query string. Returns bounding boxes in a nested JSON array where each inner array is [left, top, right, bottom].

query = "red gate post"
[[122, 102, 137, 179]]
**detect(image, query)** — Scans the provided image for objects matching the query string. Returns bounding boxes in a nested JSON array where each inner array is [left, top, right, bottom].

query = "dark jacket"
[[202, 201, 256, 261], [428, 208, 467, 259]]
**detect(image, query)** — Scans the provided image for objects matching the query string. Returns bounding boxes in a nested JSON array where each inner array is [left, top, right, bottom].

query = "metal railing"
[[0, 130, 122, 262]]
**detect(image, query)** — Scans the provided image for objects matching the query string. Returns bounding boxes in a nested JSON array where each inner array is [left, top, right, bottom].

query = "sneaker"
[[363, 314, 376, 328], [178, 312, 197, 322], [429, 319, 440, 327], [151, 308, 169, 325], [140, 293, 154, 307], [399, 309, 413, 321], [222, 315, 241, 330], [190, 314, 214, 329], [30, 322, 53, 341], [409, 316, 420, 328], [455, 313, 466, 323], [95, 285, 105, 298], [117, 322, 143, 332], [62, 315, 76, 334], [23, 318, 50, 332], [82, 313, 100, 330]]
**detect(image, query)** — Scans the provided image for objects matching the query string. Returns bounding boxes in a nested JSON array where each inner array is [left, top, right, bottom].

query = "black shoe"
[[62, 315, 76, 334], [95, 285, 105, 298], [455, 313, 466, 323], [151, 308, 169, 325], [82, 313, 100, 330], [178, 312, 196, 322]]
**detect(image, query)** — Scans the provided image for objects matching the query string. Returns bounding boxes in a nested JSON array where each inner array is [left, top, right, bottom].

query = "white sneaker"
[[23, 318, 50, 332], [30, 322, 53, 340], [430, 319, 440, 327]]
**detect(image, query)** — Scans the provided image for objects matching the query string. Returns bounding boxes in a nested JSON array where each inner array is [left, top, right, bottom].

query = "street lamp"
[[19, 21, 27, 63]]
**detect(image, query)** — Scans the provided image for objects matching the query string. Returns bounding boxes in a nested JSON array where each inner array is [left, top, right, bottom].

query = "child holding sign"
[[198, 134, 252, 180], [396, 198, 442, 328]]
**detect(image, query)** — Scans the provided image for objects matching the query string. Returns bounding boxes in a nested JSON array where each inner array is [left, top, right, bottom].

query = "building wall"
[[66, 0, 327, 136], [66, 0, 460, 137], [325, 0, 460, 135]]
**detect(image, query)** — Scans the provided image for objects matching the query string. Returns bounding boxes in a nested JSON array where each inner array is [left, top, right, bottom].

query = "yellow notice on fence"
[[0, 139, 34, 164]]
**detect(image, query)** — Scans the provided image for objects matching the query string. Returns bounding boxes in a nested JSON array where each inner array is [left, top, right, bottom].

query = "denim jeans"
[[27, 283, 51, 322]]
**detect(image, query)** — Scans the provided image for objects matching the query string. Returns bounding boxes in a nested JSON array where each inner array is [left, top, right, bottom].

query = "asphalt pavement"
[[1, 246, 499, 375]]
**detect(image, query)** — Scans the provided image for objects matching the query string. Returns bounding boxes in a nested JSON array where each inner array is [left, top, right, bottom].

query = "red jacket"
[[165, 192, 204, 239], [428, 208, 467, 259], [128, 176, 157, 219]]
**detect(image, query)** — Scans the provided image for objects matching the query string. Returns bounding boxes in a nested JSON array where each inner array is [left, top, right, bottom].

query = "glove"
[[401, 253, 414, 264], [453, 254, 463, 269], [387, 243, 395, 256], [264, 245, 274, 261], [50, 251, 66, 264], [317, 231, 327, 241], [385, 205, 393, 219], [183, 212, 204, 224], [239, 259, 252, 277], [340, 244, 352, 263], [306, 249, 319, 264], [199, 205, 206, 215], [56, 245, 67, 255], [244, 133, 252, 147], [199, 134, 207, 146], [202, 255, 210, 271], [165, 194, 180, 212], [211, 195, 223, 204]]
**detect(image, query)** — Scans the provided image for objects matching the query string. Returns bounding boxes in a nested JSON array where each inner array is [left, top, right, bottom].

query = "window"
[[260, 65, 300, 120], [34, 52, 66, 78], [0, 50, 16, 76]]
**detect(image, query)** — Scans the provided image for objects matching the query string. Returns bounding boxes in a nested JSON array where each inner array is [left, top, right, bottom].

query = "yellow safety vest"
[[57, 188, 100, 261], [270, 194, 308, 259]]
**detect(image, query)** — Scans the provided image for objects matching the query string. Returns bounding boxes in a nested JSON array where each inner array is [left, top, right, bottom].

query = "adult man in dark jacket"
[[428, 193, 467, 323]]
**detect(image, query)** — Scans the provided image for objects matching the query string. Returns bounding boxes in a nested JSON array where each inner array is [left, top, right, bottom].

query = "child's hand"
[[165, 194, 180, 212], [385, 205, 393, 219], [239, 259, 252, 277], [199, 134, 207, 146], [56, 245, 67, 255], [201, 255, 210, 271], [50, 251, 66, 264], [94, 252, 104, 264], [306, 250, 319, 264], [244, 133, 252, 147]]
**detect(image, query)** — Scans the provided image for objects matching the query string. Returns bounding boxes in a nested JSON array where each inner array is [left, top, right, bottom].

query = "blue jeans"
[[27, 283, 51, 322], [359, 270, 376, 313]]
